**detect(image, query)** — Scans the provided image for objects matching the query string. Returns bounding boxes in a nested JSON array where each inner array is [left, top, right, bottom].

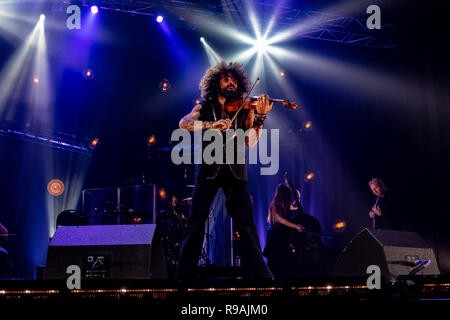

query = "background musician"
[[263, 183, 330, 278], [368, 177, 397, 229]]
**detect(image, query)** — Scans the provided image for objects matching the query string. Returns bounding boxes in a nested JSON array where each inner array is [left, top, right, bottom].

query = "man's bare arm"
[[179, 104, 206, 131], [179, 104, 231, 131], [245, 110, 263, 147]]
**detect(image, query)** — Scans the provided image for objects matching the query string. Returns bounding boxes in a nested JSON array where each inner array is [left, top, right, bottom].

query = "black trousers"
[[175, 165, 272, 279]]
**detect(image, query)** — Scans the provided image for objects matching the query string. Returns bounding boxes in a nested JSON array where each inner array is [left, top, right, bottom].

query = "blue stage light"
[[156, 15, 164, 23], [91, 6, 99, 14]]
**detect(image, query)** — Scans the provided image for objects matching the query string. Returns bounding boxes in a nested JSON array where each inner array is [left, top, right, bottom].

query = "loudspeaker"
[[334, 228, 440, 280], [44, 224, 167, 279]]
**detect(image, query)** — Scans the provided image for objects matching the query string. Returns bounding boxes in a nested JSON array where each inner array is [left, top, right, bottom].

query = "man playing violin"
[[175, 61, 273, 279]]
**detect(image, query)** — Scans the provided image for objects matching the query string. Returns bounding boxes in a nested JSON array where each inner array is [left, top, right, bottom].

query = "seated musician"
[[263, 184, 329, 278], [157, 194, 188, 278], [263, 184, 304, 278]]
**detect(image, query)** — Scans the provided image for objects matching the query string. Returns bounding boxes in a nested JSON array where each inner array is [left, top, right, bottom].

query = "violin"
[[225, 96, 297, 113]]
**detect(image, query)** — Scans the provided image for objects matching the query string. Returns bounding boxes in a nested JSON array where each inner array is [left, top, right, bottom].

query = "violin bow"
[[229, 77, 260, 124]]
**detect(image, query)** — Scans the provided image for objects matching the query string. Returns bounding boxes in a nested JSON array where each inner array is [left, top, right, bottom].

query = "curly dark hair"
[[199, 61, 250, 102]]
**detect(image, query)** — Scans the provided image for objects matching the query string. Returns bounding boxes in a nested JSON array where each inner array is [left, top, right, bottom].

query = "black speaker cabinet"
[[334, 228, 440, 280], [44, 224, 167, 279]]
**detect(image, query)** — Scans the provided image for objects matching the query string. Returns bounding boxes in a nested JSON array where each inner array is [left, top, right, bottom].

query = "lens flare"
[[83, 68, 94, 80], [158, 188, 167, 200], [89, 138, 100, 150], [159, 79, 171, 93], [304, 172, 315, 182], [147, 135, 157, 147], [47, 179, 65, 196], [333, 219, 347, 233]]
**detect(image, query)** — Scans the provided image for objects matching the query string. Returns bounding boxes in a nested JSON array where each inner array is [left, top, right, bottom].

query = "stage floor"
[[0, 275, 449, 308]]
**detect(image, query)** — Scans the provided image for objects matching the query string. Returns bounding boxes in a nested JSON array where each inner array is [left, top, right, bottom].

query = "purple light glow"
[[91, 6, 99, 14], [156, 15, 164, 23]]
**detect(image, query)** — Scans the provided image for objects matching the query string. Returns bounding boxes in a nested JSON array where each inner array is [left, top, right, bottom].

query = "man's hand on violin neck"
[[256, 94, 273, 115]]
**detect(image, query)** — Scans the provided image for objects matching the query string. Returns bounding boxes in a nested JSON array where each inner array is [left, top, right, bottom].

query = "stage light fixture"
[[47, 179, 64, 197], [33, 76, 39, 84], [304, 171, 315, 182], [158, 188, 167, 200], [280, 71, 285, 77], [89, 138, 100, 150], [333, 219, 347, 233], [40, 14, 45, 21], [130, 216, 143, 224], [200, 37, 205, 42], [91, 6, 99, 14], [195, 99, 201, 105], [159, 79, 171, 93], [254, 38, 268, 52], [303, 121, 313, 131], [147, 135, 157, 147], [83, 68, 94, 80], [156, 15, 164, 23]]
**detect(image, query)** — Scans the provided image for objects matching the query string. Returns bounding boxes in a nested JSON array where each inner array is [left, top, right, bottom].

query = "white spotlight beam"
[[0, 21, 41, 119], [0, 7, 41, 41], [29, 15, 52, 128], [228, 47, 257, 65], [201, 39, 223, 66]]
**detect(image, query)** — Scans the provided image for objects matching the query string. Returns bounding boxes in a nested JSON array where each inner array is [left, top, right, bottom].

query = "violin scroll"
[[225, 97, 298, 113], [279, 100, 297, 110]]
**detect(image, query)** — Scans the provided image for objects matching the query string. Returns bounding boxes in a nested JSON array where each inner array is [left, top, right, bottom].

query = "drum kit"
[[156, 185, 193, 275]]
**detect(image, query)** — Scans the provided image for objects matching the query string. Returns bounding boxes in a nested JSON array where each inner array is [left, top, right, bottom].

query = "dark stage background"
[[0, 0, 449, 278]]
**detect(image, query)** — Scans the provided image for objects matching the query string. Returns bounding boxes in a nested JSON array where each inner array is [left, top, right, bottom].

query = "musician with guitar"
[[368, 177, 395, 229]]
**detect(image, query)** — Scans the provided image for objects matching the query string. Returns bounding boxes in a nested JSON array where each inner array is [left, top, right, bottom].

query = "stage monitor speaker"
[[44, 224, 167, 279], [334, 228, 440, 281]]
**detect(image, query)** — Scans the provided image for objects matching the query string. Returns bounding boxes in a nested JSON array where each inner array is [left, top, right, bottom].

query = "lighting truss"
[[61, 0, 396, 48], [289, 10, 396, 49], [0, 122, 93, 155]]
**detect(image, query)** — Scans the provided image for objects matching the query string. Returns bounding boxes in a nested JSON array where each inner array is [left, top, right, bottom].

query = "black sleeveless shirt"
[[196, 99, 250, 181]]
